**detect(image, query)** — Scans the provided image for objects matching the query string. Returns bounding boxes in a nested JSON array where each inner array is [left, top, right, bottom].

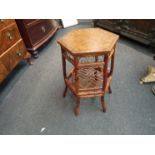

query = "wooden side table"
[[57, 28, 119, 116]]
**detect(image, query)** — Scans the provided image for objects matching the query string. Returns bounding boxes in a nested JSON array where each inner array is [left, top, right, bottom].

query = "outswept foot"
[[74, 97, 80, 116], [101, 96, 106, 112], [63, 85, 68, 98]]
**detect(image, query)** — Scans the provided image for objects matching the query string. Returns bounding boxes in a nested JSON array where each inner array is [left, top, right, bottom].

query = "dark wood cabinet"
[[94, 19, 155, 47], [0, 19, 31, 83], [16, 19, 58, 58]]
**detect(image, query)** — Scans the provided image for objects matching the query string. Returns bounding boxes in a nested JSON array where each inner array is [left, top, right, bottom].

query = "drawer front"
[[0, 48, 10, 71], [0, 46, 11, 82], [0, 61, 9, 82], [0, 40, 26, 82], [0, 19, 15, 30], [0, 23, 21, 55], [23, 19, 38, 25], [28, 20, 53, 45], [9, 40, 27, 70]]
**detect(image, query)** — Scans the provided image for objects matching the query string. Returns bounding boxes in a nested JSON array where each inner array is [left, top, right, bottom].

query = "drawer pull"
[[16, 51, 22, 57], [6, 32, 13, 40], [41, 26, 46, 33]]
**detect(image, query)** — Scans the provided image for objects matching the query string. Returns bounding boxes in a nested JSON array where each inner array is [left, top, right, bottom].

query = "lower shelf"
[[65, 66, 111, 98]]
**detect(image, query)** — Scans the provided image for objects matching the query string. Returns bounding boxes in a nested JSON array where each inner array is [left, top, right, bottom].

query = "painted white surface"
[[61, 19, 78, 28]]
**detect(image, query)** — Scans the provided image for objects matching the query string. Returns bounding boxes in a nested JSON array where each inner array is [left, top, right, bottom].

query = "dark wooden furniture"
[[57, 28, 119, 116], [0, 19, 31, 83], [94, 19, 155, 47], [16, 19, 58, 58]]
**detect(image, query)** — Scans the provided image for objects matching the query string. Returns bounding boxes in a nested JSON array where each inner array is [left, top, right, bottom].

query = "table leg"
[[63, 85, 68, 98], [108, 47, 115, 94], [61, 48, 68, 97], [75, 97, 80, 116], [101, 55, 108, 112], [108, 85, 112, 94], [74, 57, 80, 115], [101, 96, 106, 112]]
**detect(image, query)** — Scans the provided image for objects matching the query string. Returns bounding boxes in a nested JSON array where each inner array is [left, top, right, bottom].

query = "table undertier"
[[65, 66, 112, 97]]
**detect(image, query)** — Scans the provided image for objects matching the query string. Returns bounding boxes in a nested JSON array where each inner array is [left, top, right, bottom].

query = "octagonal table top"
[[57, 28, 119, 56]]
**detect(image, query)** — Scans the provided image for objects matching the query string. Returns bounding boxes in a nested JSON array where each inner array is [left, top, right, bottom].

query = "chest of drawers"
[[94, 19, 155, 47], [0, 19, 31, 83], [16, 19, 58, 58]]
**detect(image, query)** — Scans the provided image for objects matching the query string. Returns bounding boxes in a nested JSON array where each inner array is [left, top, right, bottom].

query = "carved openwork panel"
[[79, 55, 104, 64], [78, 67, 103, 90], [69, 66, 103, 92]]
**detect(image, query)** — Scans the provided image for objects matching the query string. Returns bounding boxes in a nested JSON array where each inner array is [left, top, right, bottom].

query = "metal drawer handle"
[[41, 26, 46, 33], [16, 51, 22, 57], [6, 32, 13, 40]]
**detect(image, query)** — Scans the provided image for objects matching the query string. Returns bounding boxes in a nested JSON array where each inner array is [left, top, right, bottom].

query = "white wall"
[[61, 19, 78, 28]]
